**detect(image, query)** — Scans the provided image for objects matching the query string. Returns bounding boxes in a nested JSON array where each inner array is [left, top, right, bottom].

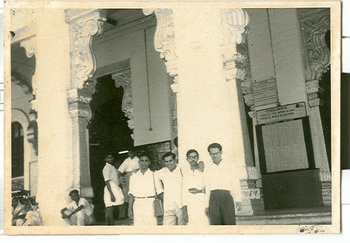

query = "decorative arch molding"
[[65, 9, 106, 199], [112, 70, 135, 139]]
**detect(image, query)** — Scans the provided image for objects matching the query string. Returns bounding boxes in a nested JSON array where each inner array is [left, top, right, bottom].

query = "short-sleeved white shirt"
[[118, 157, 140, 173], [103, 163, 119, 185], [155, 166, 182, 210], [129, 169, 161, 197], [66, 197, 93, 216]]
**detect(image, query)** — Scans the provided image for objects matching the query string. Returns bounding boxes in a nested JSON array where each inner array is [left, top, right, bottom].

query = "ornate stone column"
[[301, 11, 331, 205], [66, 9, 105, 199], [221, 9, 263, 214], [145, 8, 263, 215]]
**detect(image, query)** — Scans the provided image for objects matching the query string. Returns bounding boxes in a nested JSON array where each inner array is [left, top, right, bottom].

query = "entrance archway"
[[88, 73, 133, 222]]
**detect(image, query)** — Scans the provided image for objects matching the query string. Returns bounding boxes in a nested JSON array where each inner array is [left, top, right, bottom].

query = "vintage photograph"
[[4, 0, 341, 234]]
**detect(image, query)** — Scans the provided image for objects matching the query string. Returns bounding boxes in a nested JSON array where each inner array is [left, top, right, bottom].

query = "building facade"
[[9, 7, 333, 226]]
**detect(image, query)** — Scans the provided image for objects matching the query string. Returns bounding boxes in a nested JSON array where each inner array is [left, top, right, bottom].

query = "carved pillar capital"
[[112, 70, 135, 139], [67, 81, 95, 120], [221, 9, 250, 89], [301, 12, 330, 107], [143, 9, 177, 77], [220, 9, 254, 115], [306, 79, 324, 107], [302, 14, 330, 82], [20, 36, 36, 58], [221, 9, 250, 63], [66, 9, 106, 90]]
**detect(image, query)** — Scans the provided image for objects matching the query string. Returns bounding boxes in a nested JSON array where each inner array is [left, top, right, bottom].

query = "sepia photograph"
[[3, 0, 341, 234]]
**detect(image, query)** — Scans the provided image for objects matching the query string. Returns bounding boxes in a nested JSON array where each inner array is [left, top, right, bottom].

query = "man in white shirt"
[[205, 143, 242, 225], [61, 190, 94, 226], [103, 153, 124, 225], [155, 152, 185, 225], [118, 150, 139, 218], [182, 149, 209, 225], [128, 153, 161, 226]]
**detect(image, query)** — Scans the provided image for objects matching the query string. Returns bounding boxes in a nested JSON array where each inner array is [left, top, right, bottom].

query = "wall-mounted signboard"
[[252, 78, 278, 107], [256, 102, 307, 125]]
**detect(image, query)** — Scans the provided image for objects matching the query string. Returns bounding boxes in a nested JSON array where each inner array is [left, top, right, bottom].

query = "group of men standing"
[[61, 142, 242, 226], [128, 142, 242, 226]]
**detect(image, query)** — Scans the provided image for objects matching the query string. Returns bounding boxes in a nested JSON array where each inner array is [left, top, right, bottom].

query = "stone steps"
[[237, 207, 332, 225]]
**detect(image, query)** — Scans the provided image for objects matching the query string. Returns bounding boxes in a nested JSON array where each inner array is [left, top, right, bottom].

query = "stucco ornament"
[[66, 10, 106, 89], [112, 71, 135, 139]]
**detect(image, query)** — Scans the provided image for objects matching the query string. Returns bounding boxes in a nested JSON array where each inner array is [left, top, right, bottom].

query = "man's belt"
[[134, 195, 155, 199]]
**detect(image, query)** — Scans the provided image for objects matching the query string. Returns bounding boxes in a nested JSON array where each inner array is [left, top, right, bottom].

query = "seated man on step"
[[61, 189, 94, 226]]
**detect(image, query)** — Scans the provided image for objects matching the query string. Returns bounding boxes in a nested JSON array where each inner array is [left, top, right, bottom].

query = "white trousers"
[[163, 206, 185, 225], [133, 198, 157, 226], [64, 210, 93, 226], [187, 193, 209, 225]]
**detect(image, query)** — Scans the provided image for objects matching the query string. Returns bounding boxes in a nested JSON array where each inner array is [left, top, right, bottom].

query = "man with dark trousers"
[[205, 143, 242, 225]]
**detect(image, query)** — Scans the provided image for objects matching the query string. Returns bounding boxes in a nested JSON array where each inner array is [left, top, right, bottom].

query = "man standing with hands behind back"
[[205, 143, 242, 225], [103, 153, 124, 225]]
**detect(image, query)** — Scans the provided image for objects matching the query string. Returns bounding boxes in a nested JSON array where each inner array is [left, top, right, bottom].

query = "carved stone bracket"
[[112, 71, 135, 139], [221, 9, 250, 64], [302, 14, 330, 81], [20, 36, 36, 58], [143, 9, 177, 78], [66, 9, 106, 90], [301, 12, 330, 107], [221, 9, 250, 87]]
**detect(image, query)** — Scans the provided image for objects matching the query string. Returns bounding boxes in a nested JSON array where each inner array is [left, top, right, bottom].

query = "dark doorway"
[[88, 73, 133, 223], [11, 122, 25, 191]]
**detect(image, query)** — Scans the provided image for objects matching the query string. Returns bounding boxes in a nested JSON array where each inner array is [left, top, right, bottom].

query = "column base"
[[319, 171, 331, 206], [321, 181, 331, 206], [237, 179, 265, 216]]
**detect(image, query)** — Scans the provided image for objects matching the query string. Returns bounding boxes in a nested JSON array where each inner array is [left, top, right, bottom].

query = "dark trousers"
[[209, 190, 236, 225]]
